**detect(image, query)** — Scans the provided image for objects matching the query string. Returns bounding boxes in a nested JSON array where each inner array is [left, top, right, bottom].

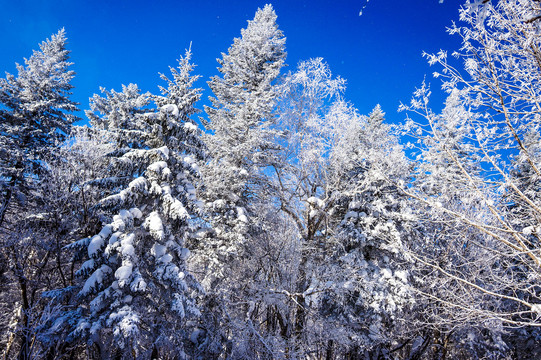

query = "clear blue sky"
[[0, 0, 464, 124]]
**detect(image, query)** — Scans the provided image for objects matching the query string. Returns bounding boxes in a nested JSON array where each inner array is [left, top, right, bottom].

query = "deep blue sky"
[[1, 0, 464, 124]]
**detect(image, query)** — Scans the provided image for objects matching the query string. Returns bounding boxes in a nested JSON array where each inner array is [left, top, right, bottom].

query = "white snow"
[[112, 213, 127, 232], [108, 232, 121, 247], [213, 199, 226, 208], [151, 243, 167, 258], [81, 265, 112, 295], [532, 304, 541, 315], [88, 233, 106, 258], [184, 122, 198, 132], [172, 295, 185, 318], [115, 263, 133, 285], [143, 112, 159, 119], [129, 177, 148, 192], [149, 181, 162, 195], [98, 224, 113, 240], [237, 207, 248, 223], [120, 233, 135, 257], [160, 253, 173, 264], [130, 271, 147, 292], [238, 214, 248, 223], [90, 321, 102, 335], [164, 195, 189, 220], [349, 200, 361, 209], [162, 184, 172, 194], [129, 207, 143, 219], [343, 280, 354, 290], [78, 259, 95, 275], [148, 161, 168, 174], [180, 247, 190, 260], [145, 211, 165, 240], [307, 196, 325, 208], [395, 270, 408, 283], [157, 145, 170, 158], [523, 226, 534, 235], [344, 211, 358, 220], [76, 321, 90, 334], [161, 104, 179, 117], [101, 178, 148, 207], [111, 306, 140, 338]]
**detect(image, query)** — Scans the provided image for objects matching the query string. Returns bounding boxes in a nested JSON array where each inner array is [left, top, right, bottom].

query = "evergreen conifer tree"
[[50, 50, 205, 359], [0, 28, 79, 226], [193, 5, 287, 356], [0, 29, 79, 359]]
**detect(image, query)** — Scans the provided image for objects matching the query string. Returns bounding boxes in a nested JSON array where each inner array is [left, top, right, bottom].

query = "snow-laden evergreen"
[[190, 5, 287, 357], [0, 28, 79, 226], [0, 29, 81, 360], [202, 3, 286, 208], [49, 50, 206, 359], [315, 105, 414, 355]]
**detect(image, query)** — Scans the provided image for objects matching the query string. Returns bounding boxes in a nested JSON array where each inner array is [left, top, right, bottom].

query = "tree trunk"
[[16, 261, 31, 360]]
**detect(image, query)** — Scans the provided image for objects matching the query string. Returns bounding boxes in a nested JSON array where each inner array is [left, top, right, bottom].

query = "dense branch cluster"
[[2, 1, 541, 359]]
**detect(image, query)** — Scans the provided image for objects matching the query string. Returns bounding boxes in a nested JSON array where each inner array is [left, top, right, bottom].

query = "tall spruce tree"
[[47, 50, 205, 359], [202, 3, 286, 209], [321, 104, 414, 357], [0, 28, 79, 227], [192, 5, 287, 357], [0, 29, 80, 360]]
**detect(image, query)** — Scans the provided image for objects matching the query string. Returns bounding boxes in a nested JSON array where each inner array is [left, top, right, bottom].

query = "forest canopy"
[[1, 1, 541, 359]]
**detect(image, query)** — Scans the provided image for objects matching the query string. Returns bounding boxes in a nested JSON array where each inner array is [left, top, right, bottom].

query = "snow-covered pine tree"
[[203, 4, 285, 205], [320, 104, 414, 357], [0, 28, 79, 227], [50, 50, 205, 359], [201, 3, 285, 224], [0, 29, 80, 360], [192, 5, 286, 357]]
